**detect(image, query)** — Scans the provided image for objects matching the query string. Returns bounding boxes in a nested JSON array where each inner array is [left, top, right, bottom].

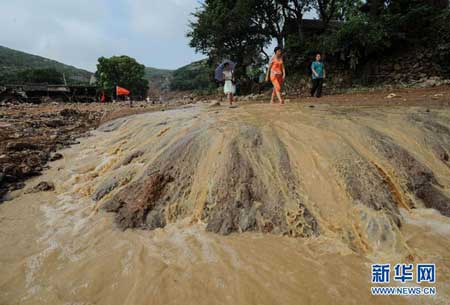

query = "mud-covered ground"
[[0, 87, 449, 305], [0, 102, 179, 200]]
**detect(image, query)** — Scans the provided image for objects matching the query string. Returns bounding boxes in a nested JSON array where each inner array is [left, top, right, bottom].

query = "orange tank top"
[[270, 56, 283, 75]]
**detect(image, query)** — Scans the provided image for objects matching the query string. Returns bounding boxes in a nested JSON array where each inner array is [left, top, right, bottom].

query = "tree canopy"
[[95, 55, 148, 98], [188, 0, 450, 84], [16, 68, 64, 85]]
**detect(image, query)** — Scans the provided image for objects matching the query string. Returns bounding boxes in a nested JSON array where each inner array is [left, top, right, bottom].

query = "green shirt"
[[311, 61, 324, 79]]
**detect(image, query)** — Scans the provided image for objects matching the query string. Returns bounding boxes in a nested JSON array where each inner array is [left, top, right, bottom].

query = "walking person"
[[266, 47, 286, 105], [311, 53, 326, 98], [223, 63, 236, 105]]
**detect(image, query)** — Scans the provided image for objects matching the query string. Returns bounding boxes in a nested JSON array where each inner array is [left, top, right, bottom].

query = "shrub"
[[321, 15, 391, 70]]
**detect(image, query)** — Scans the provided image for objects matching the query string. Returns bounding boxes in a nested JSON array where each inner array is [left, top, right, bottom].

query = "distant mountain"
[[144, 67, 173, 95], [0, 45, 93, 84]]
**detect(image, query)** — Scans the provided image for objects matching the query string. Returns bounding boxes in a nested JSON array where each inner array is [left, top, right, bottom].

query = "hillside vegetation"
[[170, 60, 213, 92], [0, 45, 92, 84], [145, 61, 212, 94], [144, 67, 173, 94]]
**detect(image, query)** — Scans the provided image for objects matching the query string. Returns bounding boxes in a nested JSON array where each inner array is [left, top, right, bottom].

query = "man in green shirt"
[[311, 53, 326, 98]]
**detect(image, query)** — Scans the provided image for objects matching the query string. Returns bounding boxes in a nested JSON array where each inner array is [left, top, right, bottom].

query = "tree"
[[281, 0, 313, 43], [254, 0, 288, 48], [17, 68, 64, 84], [95, 56, 148, 98], [188, 0, 269, 78]]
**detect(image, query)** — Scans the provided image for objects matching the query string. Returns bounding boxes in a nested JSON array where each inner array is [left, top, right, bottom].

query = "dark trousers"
[[311, 78, 324, 97]]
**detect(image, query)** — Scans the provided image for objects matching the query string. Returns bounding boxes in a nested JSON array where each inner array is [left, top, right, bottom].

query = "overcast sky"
[[0, 0, 205, 72]]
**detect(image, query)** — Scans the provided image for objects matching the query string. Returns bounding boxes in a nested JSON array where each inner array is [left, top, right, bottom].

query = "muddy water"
[[1, 103, 449, 305]]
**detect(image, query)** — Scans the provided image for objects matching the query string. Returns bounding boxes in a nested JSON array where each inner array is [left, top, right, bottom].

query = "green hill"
[[170, 59, 213, 92], [144, 67, 173, 94], [0, 45, 93, 84], [144, 61, 212, 94]]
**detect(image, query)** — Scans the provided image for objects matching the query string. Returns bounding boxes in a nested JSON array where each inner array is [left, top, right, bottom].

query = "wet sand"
[[0, 100, 449, 305]]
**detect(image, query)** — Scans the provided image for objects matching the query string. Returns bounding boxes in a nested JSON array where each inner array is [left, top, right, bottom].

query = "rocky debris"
[[409, 113, 450, 170], [415, 76, 450, 88], [369, 48, 450, 86], [26, 181, 55, 193], [335, 153, 402, 226], [49, 153, 63, 162], [386, 93, 401, 99], [100, 109, 450, 240], [60, 109, 81, 117], [0, 104, 102, 201], [6, 142, 40, 151], [104, 125, 319, 237], [119, 150, 144, 167], [238, 94, 266, 102], [103, 129, 205, 230], [97, 119, 127, 133], [367, 127, 450, 217], [104, 173, 174, 229], [0, 100, 183, 201], [433, 145, 449, 165], [209, 100, 221, 107], [92, 177, 120, 202]]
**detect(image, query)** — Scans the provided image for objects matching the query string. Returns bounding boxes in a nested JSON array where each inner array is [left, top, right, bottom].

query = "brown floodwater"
[[1, 103, 449, 305]]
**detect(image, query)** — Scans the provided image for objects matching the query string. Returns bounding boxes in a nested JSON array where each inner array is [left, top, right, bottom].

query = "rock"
[[386, 93, 400, 99], [209, 100, 221, 107], [49, 153, 63, 161], [122, 150, 144, 167], [44, 119, 65, 128], [60, 109, 81, 117], [0, 104, 102, 202], [26, 181, 55, 193], [6, 142, 39, 151], [432, 144, 449, 164], [92, 177, 119, 201]]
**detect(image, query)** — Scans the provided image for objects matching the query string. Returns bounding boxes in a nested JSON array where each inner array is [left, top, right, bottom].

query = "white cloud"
[[0, 0, 203, 71], [128, 0, 198, 40]]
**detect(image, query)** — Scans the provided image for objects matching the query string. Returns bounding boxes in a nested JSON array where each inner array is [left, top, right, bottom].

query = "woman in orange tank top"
[[265, 46, 286, 105]]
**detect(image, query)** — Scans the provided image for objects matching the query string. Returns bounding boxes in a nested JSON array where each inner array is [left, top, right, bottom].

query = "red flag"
[[100, 92, 106, 103], [116, 86, 130, 96]]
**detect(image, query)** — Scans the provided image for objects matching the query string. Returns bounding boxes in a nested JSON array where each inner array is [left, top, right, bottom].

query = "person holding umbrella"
[[223, 62, 236, 105], [215, 60, 236, 106], [266, 46, 286, 105]]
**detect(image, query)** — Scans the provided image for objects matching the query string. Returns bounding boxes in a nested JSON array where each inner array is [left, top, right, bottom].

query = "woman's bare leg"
[[271, 90, 276, 104], [276, 91, 284, 105]]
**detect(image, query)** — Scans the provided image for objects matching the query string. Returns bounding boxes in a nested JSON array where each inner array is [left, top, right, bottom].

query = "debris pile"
[[0, 104, 102, 199], [0, 84, 98, 104]]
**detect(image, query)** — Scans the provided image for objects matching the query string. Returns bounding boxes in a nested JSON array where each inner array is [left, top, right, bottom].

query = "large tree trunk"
[[297, 17, 304, 44], [276, 36, 284, 48], [367, 0, 384, 17]]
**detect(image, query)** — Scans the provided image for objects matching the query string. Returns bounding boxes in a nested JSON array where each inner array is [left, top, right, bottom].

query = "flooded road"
[[1, 103, 449, 305]]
